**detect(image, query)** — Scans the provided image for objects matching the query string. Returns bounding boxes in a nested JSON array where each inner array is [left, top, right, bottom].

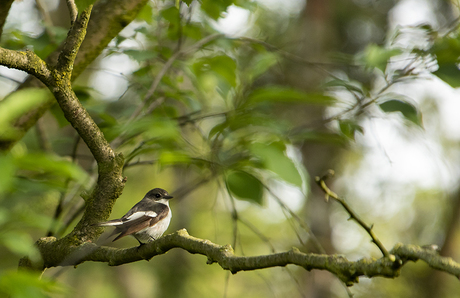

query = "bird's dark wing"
[[111, 203, 169, 241]]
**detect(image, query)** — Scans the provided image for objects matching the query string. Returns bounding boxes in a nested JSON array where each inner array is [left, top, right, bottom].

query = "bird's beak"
[[165, 195, 173, 200]]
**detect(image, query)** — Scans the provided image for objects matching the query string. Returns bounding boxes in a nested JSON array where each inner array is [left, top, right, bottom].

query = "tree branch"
[[66, 0, 78, 25], [315, 170, 391, 258], [40, 7, 125, 245], [31, 229, 460, 286], [0, 0, 14, 39], [0, 48, 52, 84]]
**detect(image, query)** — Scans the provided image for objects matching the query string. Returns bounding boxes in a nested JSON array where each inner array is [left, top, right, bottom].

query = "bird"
[[96, 188, 173, 245]]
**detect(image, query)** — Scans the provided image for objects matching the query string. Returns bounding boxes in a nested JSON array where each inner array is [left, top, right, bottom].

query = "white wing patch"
[[125, 211, 158, 222], [98, 220, 122, 226]]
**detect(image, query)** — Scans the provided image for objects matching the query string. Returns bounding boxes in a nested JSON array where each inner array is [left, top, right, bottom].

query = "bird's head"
[[145, 188, 173, 203]]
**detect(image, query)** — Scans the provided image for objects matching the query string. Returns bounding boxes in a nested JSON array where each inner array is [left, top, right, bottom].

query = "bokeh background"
[[1, 0, 460, 297]]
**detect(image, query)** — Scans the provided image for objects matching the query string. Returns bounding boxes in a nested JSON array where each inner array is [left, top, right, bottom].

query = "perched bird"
[[97, 188, 173, 245]]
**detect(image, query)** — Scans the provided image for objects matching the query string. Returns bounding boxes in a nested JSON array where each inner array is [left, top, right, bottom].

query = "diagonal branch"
[[0, 0, 14, 39], [315, 170, 391, 258], [31, 229, 460, 286], [50, 7, 115, 166]]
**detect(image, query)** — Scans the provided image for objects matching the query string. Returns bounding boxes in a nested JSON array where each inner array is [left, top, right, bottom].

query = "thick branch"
[[55, 6, 90, 78], [391, 243, 460, 277], [0, 48, 52, 84], [31, 229, 460, 286], [49, 7, 114, 167], [42, 7, 125, 244]]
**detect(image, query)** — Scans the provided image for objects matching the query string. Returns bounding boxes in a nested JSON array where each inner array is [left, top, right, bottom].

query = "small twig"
[[315, 170, 391, 258], [35, 118, 52, 153], [35, 0, 56, 43], [262, 183, 326, 254], [66, 0, 78, 25]]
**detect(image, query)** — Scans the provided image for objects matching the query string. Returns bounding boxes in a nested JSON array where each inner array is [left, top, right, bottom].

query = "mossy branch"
[[0, 5, 124, 249], [30, 229, 460, 286], [0, 48, 52, 84]]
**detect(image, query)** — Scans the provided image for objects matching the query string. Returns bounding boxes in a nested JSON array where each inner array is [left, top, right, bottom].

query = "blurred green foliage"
[[1, 0, 460, 297]]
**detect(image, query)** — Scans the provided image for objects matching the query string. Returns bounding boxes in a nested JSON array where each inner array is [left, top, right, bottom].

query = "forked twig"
[[315, 170, 391, 258]]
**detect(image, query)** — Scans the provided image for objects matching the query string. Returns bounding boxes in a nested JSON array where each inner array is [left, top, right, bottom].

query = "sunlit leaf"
[[0, 232, 40, 261], [250, 142, 302, 187], [226, 170, 263, 205], [339, 119, 364, 140], [363, 44, 402, 72], [159, 151, 191, 165], [0, 89, 50, 138], [137, 3, 154, 23], [379, 99, 422, 126], [0, 270, 68, 298], [193, 55, 237, 87], [14, 154, 88, 183]]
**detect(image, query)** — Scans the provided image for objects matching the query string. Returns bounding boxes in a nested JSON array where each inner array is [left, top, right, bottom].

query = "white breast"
[[133, 205, 172, 243]]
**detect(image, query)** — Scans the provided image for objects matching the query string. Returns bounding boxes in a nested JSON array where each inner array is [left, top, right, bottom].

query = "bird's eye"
[[155, 193, 161, 198]]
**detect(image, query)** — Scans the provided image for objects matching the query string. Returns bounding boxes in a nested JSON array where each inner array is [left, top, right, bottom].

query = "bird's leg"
[[136, 238, 146, 251]]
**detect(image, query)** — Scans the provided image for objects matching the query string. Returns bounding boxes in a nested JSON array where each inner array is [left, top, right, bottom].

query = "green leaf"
[[0, 88, 50, 138], [159, 151, 191, 165], [161, 6, 180, 22], [0, 232, 40, 261], [161, 6, 181, 40], [248, 52, 278, 80], [192, 54, 237, 94], [339, 120, 364, 140], [14, 154, 88, 183], [291, 131, 347, 145], [433, 64, 460, 88], [323, 79, 365, 95], [124, 49, 157, 62], [379, 99, 422, 126], [201, 0, 234, 20], [137, 3, 154, 23], [430, 35, 460, 65], [0, 270, 68, 298], [363, 44, 402, 72], [183, 24, 203, 40], [0, 155, 15, 194], [226, 170, 263, 205], [247, 86, 335, 105], [250, 142, 303, 187]]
